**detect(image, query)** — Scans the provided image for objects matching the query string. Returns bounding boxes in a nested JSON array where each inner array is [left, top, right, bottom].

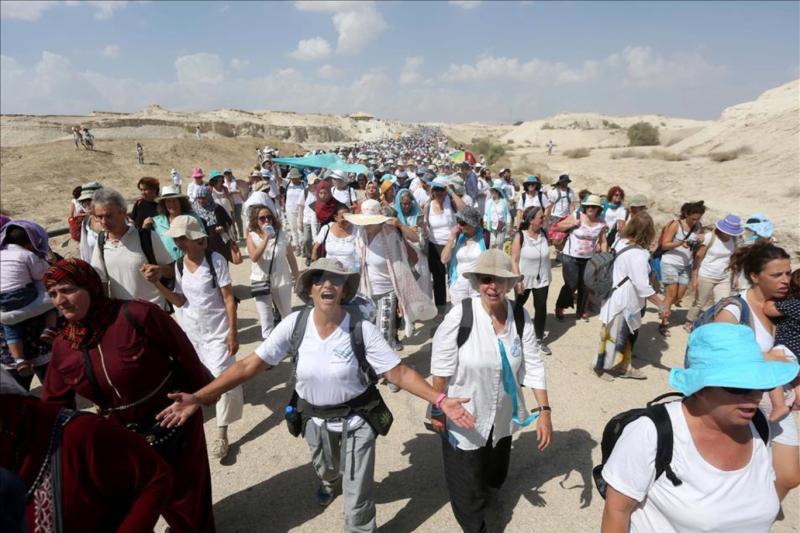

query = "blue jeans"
[[1, 284, 38, 344]]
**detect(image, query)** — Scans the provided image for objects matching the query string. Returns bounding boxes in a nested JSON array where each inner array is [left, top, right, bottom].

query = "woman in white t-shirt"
[[685, 214, 742, 328], [312, 204, 357, 272], [715, 242, 800, 502], [441, 206, 486, 306], [426, 179, 458, 309], [148, 215, 243, 462], [601, 323, 797, 533], [603, 186, 627, 246], [157, 258, 475, 531], [246, 204, 299, 340]]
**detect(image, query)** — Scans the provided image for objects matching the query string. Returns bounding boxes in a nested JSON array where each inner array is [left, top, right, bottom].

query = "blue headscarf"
[[448, 227, 486, 287], [394, 189, 420, 227]]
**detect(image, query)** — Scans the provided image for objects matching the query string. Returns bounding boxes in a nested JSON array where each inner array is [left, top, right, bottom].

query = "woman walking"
[[554, 194, 608, 322], [426, 178, 458, 310], [312, 203, 358, 272], [603, 186, 627, 246], [193, 184, 235, 262], [152, 185, 201, 262], [395, 188, 432, 296], [483, 180, 511, 250], [511, 206, 552, 354], [441, 206, 487, 306]]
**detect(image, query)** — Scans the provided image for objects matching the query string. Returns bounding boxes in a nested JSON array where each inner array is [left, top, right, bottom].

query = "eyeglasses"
[[258, 215, 274, 223], [457, 220, 468, 226], [721, 386, 769, 396], [311, 272, 346, 286], [478, 275, 499, 285]]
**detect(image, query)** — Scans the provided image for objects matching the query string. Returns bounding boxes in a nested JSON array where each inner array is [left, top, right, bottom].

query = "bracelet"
[[434, 393, 447, 410], [430, 407, 443, 417], [531, 405, 552, 413]]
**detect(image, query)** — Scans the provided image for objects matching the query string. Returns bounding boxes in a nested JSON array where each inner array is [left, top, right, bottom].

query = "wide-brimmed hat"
[[295, 257, 360, 303], [449, 175, 466, 196], [490, 179, 506, 196], [208, 169, 224, 183], [191, 167, 204, 179], [307, 172, 319, 185], [287, 168, 302, 180], [166, 215, 207, 240], [463, 249, 522, 289], [345, 199, 389, 226], [670, 323, 798, 396], [78, 181, 103, 201], [628, 193, 648, 207], [252, 181, 269, 192], [156, 185, 187, 201], [431, 177, 449, 190], [523, 175, 540, 186], [455, 206, 482, 228], [715, 214, 744, 237], [330, 169, 347, 181], [744, 213, 774, 238], [556, 174, 571, 185], [260, 169, 272, 178], [581, 194, 603, 207]]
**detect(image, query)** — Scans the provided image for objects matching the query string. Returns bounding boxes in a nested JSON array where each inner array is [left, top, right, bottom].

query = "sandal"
[[658, 324, 671, 337]]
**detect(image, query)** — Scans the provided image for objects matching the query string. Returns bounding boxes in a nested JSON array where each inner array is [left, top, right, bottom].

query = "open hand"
[[440, 397, 475, 429], [157, 392, 200, 427]]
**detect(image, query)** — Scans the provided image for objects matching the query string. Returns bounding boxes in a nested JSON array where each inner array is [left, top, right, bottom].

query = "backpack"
[[583, 245, 636, 301], [456, 298, 525, 349], [176, 250, 218, 289], [593, 392, 769, 499], [692, 294, 752, 331], [97, 228, 157, 267]]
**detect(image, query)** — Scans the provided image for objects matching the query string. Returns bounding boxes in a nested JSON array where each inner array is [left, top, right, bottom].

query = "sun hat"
[[156, 185, 187, 201], [252, 181, 269, 192], [381, 173, 397, 184], [715, 214, 744, 237], [208, 169, 224, 183], [287, 168, 302, 180], [78, 181, 103, 201], [431, 177, 449, 190], [449, 175, 466, 196], [330, 169, 347, 181], [463, 249, 522, 289], [295, 257, 360, 304], [628, 193, 648, 207], [191, 167, 204, 179], [455, 206, 482, 228], [260, 169, 272, 178], [344, 199, 390, 226], [490, 179, 506, 196], [581, 194, 603, 207], [523, 175, 540, 185], [556, 174, 571, 185], [165, 215, 207, 240], [744, 213, 774, 239], [250, 170, 261, 178], [307, 172, 318, 185], [669, 323, 799, 396]]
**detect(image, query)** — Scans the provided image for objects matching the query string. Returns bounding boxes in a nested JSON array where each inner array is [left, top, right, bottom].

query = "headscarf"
[[448, 226, 486, 287], [43, 258, 118, 349], [0, 220, 49, 259], [313, 181, 339, 224], [0, 215, 10, 232], [192, 184, 218, 226], [395, 189, 420, 227]]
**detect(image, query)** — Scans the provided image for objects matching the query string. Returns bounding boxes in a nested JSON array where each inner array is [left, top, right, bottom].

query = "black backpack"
[[176, 250, 218, 289], [97, 227, 157, 266], [593, 392, 769, 499], [457, 298, 525, 348]]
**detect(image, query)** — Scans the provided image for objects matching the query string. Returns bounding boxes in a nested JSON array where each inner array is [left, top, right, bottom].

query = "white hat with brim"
[[463, 249, 522, 291], [296, 258, 360, 304], [156, 185, 187, 202], [165, 215, 207, 240], [581, 194, 603, 208], [344, 198, 389, 225]]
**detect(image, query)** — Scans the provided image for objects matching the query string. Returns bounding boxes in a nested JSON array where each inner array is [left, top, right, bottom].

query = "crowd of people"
[[0, 127, 798, 533]]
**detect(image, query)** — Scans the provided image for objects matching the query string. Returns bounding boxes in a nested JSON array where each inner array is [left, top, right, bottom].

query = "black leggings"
[[556, 255, 589, 315], [514, 286, 549, 340], [427, 242, 447, 307]]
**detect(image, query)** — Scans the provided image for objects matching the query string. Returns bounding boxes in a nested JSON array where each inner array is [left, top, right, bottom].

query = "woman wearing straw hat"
[[600, 323, 797, 532], [554, 194, 608, 322], [684, 214, 743, 331], [431, 249, 552, 533], [156, 258, 476, 531], [483, 180, 511, 250]]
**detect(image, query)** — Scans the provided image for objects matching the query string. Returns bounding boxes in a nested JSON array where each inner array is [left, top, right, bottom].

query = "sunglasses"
[[721, 386, 769, 396], [311, 272, 346, 286], [478, 275, 502, 285], [258, 215, 274, 222]]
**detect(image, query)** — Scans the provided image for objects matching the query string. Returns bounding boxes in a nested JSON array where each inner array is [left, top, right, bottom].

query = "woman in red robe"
[[40, 258, 215, 532], [0, 391, 172, 532]]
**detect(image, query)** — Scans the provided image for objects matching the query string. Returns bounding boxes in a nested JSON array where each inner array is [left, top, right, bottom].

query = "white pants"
[[286, 209, 303, 251], [211, 358, 243, 427], [254, 284, 293, 339]]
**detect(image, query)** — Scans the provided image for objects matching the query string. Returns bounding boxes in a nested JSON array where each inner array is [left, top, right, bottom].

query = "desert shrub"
[[650, 149, 686, 161], [513, 120, 523, 126], [506, 139, 514, 144], [610, 149, 642, 160], [470, 138, 506, 165], [708, 146, 752, 163], [541, 123, 554, 130], [608, 122, 621, 129], [563, 147, 591, 159], [627, 122, 660, 146]]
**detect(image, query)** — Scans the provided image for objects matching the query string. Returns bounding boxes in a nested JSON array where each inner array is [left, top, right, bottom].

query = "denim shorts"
[[660, 262, 691, 286]]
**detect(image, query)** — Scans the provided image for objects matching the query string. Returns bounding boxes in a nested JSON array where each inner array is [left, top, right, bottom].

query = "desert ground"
[[1, 79, 798, 532]]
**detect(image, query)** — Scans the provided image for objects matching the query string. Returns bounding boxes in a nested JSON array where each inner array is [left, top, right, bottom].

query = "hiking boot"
[[317, 485, 334, 507], [210, 437, 230, 461]]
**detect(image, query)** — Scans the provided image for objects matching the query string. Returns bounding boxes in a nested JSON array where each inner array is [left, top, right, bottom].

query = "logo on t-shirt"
[[510, 338, 522, 359], [331, 345, 354, 364]]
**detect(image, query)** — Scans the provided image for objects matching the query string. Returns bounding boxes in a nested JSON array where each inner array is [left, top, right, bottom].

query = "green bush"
[[563, 147, 591, 159], [627, 122, 660, 146], [469, 138, 506, 165]]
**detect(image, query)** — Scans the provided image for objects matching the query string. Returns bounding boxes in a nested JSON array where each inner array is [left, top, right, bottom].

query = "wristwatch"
[[531, 405, 552, 413]]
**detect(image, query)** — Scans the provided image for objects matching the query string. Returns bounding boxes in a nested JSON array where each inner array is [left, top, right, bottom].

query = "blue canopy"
[[273, 154, 368, 174]]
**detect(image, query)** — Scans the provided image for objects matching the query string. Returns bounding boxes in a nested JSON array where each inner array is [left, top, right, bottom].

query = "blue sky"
[[1, 1, 798, 122]]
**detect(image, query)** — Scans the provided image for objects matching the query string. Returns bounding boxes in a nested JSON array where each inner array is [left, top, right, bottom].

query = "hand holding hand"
[[140, 264, 161, 283]]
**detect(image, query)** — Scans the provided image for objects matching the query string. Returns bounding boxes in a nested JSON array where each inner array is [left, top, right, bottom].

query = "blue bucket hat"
[[431, 177, 449, 190], [669, 323, 798, 396], [744, 212, 774, 239], [524, 175, 540, 184]]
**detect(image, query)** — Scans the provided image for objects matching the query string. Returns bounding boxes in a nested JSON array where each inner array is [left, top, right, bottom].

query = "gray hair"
[[92, 187, 127, 211]]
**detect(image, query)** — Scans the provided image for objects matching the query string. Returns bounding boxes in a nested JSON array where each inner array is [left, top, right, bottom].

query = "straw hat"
[[463, 249, 522, 290], [165, 215, 207, 240], [344, 199, 389, 226], [295, 258, 360, 303], [156, 185, 187, 201], [628, 193, 648, 207], [581, 194, 603, 207]]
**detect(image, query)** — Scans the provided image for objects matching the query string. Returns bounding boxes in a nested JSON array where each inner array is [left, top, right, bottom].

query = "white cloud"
[[85, 1, 128, 20], [230, 58, 250, 71], [294, 1, 387, 54], [288, 37, 332, 61], [0, 1, 55, 21], [101, 44, 120, 58], [445, 54, 599, 84], [448, 1, 482, 9], [620, 46, 727, 88], [317, 64, 344, 79], [400, 56, 425, 85], [174, 53, 226, 85]]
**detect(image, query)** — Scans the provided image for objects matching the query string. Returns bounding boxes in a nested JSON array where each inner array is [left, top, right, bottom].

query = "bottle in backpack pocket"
[[284, 404, 302, 437]]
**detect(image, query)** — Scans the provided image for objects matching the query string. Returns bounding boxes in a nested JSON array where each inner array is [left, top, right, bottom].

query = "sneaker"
[[210, 438, 230, 461], [537, 341, 552, 356], [555, 307, 564, 321], [391, 340, 404, 352], [317, 485, 334, 507], [591, 366, 614, 382], [580, 312, 589, 323], [619, 368, 647, 380]]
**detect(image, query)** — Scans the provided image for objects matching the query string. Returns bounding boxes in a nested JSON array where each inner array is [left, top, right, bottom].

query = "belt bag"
[[127, 418, 187, 461], [251, 278, 271, 297], [292, 385, 394, 437]]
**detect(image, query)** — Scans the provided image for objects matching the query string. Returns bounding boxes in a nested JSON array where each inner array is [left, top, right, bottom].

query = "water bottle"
[[265, 224, 276, 238], [284, 404, 301, 436]]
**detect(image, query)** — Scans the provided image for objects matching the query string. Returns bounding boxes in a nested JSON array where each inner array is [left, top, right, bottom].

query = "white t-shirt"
[[698, 232, 736, 281], [255, 311, 400, 431], [332, 186, 357, 207], [604, 205, 628, 231], [187, 181, 203, 202], [547, 186, 574, 218], [428, 197, 455, 246], [519, 191, 550, 211], [360, 232, 393, 296], [285, 182, 306, 214], [602, 401, 778, 533], [243, 190, 278, 220], [0, 244, 49, 293], [302, 191, 317, 225], [315, 223, 358, 272], [225, 179, 243, 205], [91, 226, 173, 308]]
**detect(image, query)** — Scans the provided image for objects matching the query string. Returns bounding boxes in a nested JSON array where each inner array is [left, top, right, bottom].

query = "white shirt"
[[359, 231, 393, 296], [285, 182, 306, 214], [698, 232, 736, 280], [604, 205, 628, 231], [413, 187, 430, 207], [187, 181, 203, 202], [172, 173, 182, 187], [724, 290, 774, 352], [332, 186, 357, 207], [427, 197, 455, 245], [602, 401, 779, 533], [547, 186, 574, 218], [518, 231, 551, 289], [519, 191, 550, 211], [225, 179, 243, 204], [315, 223, 358, 272], [302, 191, 317, 224], [256, 311, 400, 431], [175, 252, 233, 373], [243, 190, 278, 220], [0, 244, 49, 293], [249, 231, 292, 287], [90, 226, 173, 308], [431, 298, 546, 450]]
